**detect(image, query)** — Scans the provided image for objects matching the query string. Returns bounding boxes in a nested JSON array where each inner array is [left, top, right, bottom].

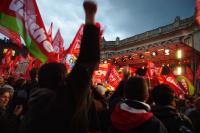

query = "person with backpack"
[[151, 84, 194, 133]]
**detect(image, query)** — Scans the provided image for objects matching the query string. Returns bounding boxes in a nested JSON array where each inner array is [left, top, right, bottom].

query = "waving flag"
[[196, 0, 200, 25], [0, 25, 22, 48], [176, 75, 195, 95], [67, 24, 84, 56], [52, 29, 64, 54], [0, 0, 56, 63], [93, 63, 111, 85], [107, 65, 122, 90], [47, 22, 53, 43]]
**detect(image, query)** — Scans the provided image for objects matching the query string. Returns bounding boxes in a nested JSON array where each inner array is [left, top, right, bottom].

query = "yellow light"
[[12, 50, 15, 56], [3, 48, 8, 54], [177, 66, 182, 75], [177, 50, 182, 59]]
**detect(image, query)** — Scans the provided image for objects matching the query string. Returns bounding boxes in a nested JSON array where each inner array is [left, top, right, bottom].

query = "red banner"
[[196, 0, 200, 25], [47, 22, 53, 43], [67, 24, 84, 56], [52, 29, 64, 54], [0, 0, 57, 62], [0, 25, 22, 48], [107, 65, 122, 90], [93, 63, 111, 85]]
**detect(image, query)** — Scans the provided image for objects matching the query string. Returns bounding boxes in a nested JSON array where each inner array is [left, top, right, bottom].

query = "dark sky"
[[98, 0, 195, 41]]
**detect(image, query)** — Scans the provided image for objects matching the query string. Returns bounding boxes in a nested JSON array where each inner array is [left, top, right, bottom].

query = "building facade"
[[100, 16, 200, 68]]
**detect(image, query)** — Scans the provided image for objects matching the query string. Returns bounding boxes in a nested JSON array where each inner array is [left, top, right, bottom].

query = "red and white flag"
[[107, 65, 122, 90], [47, 22, 53, 43], [52, 29, 64, 54], [0, 25, 22, 48]]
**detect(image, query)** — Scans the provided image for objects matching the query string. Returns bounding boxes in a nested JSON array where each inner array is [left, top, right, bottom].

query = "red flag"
[[0, 25, 22, 48], [107, 65, 122, 90], [52, 29, 64, 54], [47, 22, 53, 43], [158, 73, 183, 95], [185, 66, 193, 83], [0, 0, 57, 63], [93, 63, 111, 85], [196, 0, 200, 25], [67, 24, 84, 55]]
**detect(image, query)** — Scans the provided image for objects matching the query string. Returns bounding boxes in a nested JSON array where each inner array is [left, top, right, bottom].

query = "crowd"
[[0, 1, 200, 133]]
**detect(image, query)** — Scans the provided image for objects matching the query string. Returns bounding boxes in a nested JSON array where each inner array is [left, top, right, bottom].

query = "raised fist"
[[83, 0, 97, 24]]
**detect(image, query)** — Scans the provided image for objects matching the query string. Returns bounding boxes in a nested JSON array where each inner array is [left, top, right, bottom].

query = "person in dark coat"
[[0, 86, 23, 133], [187, 97, 200, 133], [19, 1, 100, 133], [151, 84, 193, 133], [109, 77, 167, 133]]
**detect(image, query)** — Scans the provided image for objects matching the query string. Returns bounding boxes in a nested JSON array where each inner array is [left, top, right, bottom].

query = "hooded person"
[[109, 76, 167, 133]]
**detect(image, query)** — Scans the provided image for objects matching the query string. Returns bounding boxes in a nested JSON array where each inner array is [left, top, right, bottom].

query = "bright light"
[[12, 50, 15, 56], [177, 66, 182, 75], [177, 50, 182, 59], [152, 51, 157, 56], [164, 49, 170, 55], [3, 48, 8, 54], [104, 60, 107, 64]]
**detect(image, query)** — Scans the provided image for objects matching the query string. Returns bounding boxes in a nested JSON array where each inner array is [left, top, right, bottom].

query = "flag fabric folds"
[[0, 0, 56, 63]]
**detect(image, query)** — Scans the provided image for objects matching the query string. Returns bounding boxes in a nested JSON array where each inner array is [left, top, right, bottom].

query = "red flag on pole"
[[52, 29, 64, 54], [67, 24, 84, 56], [107, 65, 122, 90], [47, 22, 53, 43], [0, 0, 57, 63]]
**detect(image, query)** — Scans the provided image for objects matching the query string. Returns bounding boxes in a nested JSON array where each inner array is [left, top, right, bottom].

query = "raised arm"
[[66, 0, 100, 106]]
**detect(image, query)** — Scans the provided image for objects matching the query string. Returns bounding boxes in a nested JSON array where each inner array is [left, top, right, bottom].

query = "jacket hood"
[[111, 102, 153, 132]]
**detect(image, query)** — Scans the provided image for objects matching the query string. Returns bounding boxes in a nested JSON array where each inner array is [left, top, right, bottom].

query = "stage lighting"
[[177, 66, 182, 75], [177, 49, 182, 59], [12, 50, 15, 56], [164, 49, 170, 55], [152, 51, 157, 56], [3, 48, 8, 54]]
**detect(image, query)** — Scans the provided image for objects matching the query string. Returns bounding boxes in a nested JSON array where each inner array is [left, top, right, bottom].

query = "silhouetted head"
[[38, 62, 67, 90], [124, 77, 149, 102], [29, 68, 38, 80], [151, 84, 176, 106]]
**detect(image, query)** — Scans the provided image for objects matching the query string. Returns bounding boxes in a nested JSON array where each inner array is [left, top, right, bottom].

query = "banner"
[[0, 25, 22, 48], [107, 65, 121, 90], [196, 0, 200, 25], [176, 75, 195, 95], [52, 29, 64, 54], [67, 24, 84, 56], [158, 74, 183, 95], [0, 0, 56, 63], [93, 63, 111, 85], [47, 22, 53, 42]]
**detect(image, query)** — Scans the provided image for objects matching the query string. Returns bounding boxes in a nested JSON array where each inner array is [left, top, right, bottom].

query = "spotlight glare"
[[177, 66, 182, 75], [177, 50, 182, 59], [164, 49, 170, 55]]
